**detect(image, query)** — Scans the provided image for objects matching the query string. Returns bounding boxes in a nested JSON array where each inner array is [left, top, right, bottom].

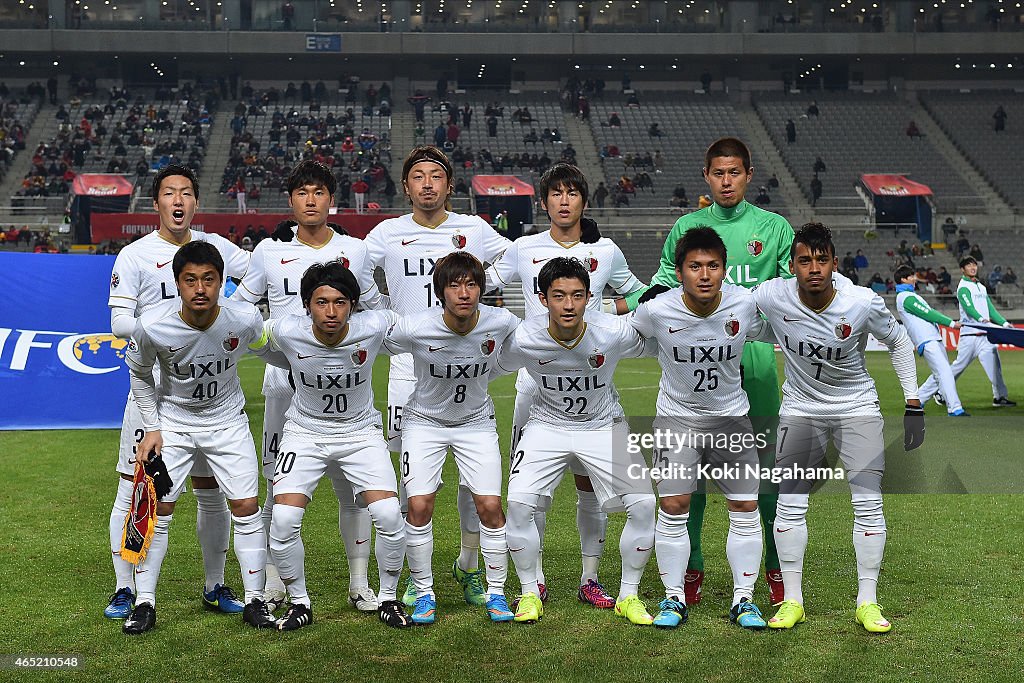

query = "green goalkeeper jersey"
[[647, 200, 794, 297]]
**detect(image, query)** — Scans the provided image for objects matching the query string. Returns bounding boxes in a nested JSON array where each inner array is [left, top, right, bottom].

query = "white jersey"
[[125, 298, 264, 432], [108, 230, 250, 315], [631, 284, 767, 417], [235, 230, 384, 396], [263, 310, 398, 438], [485, 230, 644, 317], [753, 277, 903, 417], [956, 277, 991, 337], [383, 304, 519, 428], [497, 311, 647, 430], [364, 212, 511, 380], [895, 289, 942, 346]]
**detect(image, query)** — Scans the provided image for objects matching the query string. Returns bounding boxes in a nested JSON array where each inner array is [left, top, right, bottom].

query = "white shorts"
[[161, 421, 260, 502], [401, 419, 503, 498], [507, 420, 652, 512], [117, 392, 212, 478], [651, 416, 759, 500], [386, 353, 415, 453], [274, 427, 398, 503], [512, 369, 589, 479], [775, 414, 885, 495]]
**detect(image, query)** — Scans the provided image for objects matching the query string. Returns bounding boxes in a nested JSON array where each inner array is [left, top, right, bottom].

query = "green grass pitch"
[[1, 351, 1023, 681]]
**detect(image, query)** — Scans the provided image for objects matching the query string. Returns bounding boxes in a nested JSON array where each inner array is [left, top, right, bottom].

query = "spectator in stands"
[[577, 95, 591, 120], [810, 174, 822, 207], [550, 128, 562, 143], [813, 156, 826, 174], [653, 150, 664, 173], [854, 249, 869, 270], [905, 120, 922, 139], [612, 186, 630, 207], [868, 273, 886, 294], [561, 144, 577, 163], [768, 172, 779, 189], [486, 114, 498, 138], [524, 128, 539, 146], [634, 171, 654, 194], [434, 123, 447, 147], [232, 177, 247, 212], [446, 122, 460, 145], [970, 243, 985, 268], [786, 119, 796, 144], [942, 216, 958, 241], [842, 251, 856, 273], [593, 181, 609, 209], [670, 184, 689, 208], [618, 175, 636, 197], [988, 265, 1004, 290], [993, 105, 1007, 132], [352, 177, 369, 213], [648, 122, 663, 138], [938, 265, 952, 288], [1002, 267, 1018, 288], [408, 91, 430, 123], [955, 232, 971, 258], [607, 112, 621, 127], [754, 185, 771, 206], [806, 100, 819, 118], [700, 71, 712, 93], [281, 1, 294, 29], [626, 92, 640, 108], [454, 178, 469, 196]]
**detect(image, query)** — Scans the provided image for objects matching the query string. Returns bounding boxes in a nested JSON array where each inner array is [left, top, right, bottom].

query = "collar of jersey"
[[895, 283, 915, 293], [158, 230, 192, 247], [798, 288, 837, 314], [546, 230, 581, 249], [548, 322, 587, 349], [443, 309, 480, 336], [682, 291, 722, 318], [412, 212, 450, 229], [178, 306, 220, 331], [708, 200, 748, 222], [296, 229, 334, 249]]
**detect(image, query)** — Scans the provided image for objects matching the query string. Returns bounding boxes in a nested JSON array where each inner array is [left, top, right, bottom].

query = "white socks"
[[506, 501, 540, 596], [576, 489, 607, 585], [270, 503, 310, 606], [618, 494, 655, 599], [135, 513, 173, 606], [479, 524, 508, 596], [331, 475, 372, 592], [194, 487, 229, 593], [456, 485, 480, 572], [852, 494, 886, 606], [726, 509, 763, 606], [774, 494, 809, 605], [405, 520, 434, 597], [533, 510, 547, 585], [261, 481, 286, 596], [367, 498, 405, 602], [655, 509, 689, 600], [233, 510, 267, 604], [109, 478, 136, 592]]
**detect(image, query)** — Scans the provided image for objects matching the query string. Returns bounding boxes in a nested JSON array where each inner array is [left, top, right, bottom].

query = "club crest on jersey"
[[111, 272, 120, 288], [128, 338, 138, 353], [223, 333, 240, 352], [586, 255, 599, 272], [351, 347, 367, 365], [834, 319, 852, 340], [481, 338, 496, 355], [452, 233, 467, 249], [334, 254, 350, 269], [588, 352, 605, 369], [746, 239, 764, 257], [725, 318, 740, 337]]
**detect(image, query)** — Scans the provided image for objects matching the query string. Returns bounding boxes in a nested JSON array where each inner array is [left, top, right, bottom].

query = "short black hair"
[[894, 265, 916, 283], [539, 163, 589, 207], [791, 222, 836, 259], [705, 137, 751, 172], [287, 159, 337, 196], [300, 261, 360, 308], [959, 256, 977, 269], [432, 251, 485, 299], [152, 163, 200, 201], [674, 225, 727, 270], [173, 240, 223, 281], [538, 256, 590, 295]]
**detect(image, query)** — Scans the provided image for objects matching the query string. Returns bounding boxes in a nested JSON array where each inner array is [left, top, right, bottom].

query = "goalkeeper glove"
[[903, 404, 925, 451], [580, 217, 602, 244], [271, 220, 297, 242], [144, 455, 174, 499], [637, 284, 670, 305]]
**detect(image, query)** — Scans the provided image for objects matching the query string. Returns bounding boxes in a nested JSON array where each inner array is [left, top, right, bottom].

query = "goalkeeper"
[[623, 137, 793, 608]]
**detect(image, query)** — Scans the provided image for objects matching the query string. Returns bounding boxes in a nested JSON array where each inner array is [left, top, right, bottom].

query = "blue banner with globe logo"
[[0, 252, 129, 429]]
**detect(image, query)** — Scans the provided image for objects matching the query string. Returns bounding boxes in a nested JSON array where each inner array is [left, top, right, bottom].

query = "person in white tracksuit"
[[893, 266, 968, 416], [951, 256, 1016, 407]]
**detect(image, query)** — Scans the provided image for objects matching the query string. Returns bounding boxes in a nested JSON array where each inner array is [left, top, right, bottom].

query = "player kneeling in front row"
[[751, 223, 925, 633], [498, 257, 657, 625], [631, 227, 772, 630], [124, 241, 277, 634], [383, 252, 520, 624], [256, 262, 411, 629]]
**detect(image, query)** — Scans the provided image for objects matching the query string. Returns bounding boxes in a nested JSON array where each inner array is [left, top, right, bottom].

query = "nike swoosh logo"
[[668, 327, 687, 334], [281, 257, 300, 265], [776, 528, 791, 534], [428, 345, 449, 352], [538, 359, 555, 365], [402, 239, 420, 246], [635, 546, 652, 552], [169, 346, 186, 353], [487, 565, 502, 570], [128, 458, 137, 464], [532, 258, 550, 264], [356, 539, 369, 545], [296, 353, 321, 359], [783, 316, 801, 322], [273, 479, 282, 486], [508, 546, 525, 553], [743, 572, 756, 577], [864, 532, 883, 537], [248, 569, 262, 574], [156, 260, 171, 268]]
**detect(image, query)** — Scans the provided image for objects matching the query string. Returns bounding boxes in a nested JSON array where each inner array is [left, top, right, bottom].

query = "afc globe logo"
[[0, 329, 129, 375]]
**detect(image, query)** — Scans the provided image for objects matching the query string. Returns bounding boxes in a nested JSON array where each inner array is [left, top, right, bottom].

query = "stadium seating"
[[0, 96, 38, 184], [753, 92, 982, 212], [919, 90, 1024, 209]]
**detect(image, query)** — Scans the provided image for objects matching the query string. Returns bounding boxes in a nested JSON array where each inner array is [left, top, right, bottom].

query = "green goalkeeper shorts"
[[741, 340, 781, 445]]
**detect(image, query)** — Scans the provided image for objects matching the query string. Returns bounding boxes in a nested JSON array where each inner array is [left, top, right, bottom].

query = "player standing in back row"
[[486, 162, 646, 608], [105, 164, 250, 620], [364, 145, 511, 607], [626, 137, 793, 607]]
